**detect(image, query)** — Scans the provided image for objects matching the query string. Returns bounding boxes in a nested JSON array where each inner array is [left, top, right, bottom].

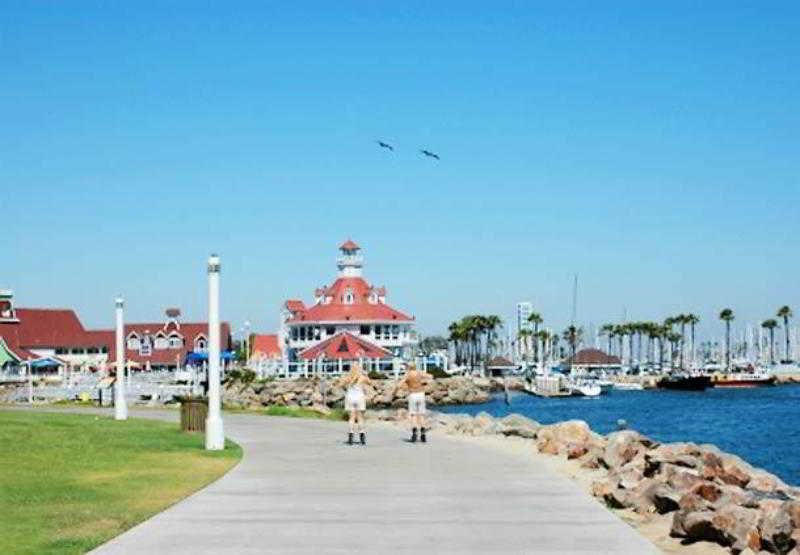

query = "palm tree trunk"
[[784, 317, 790, 362]]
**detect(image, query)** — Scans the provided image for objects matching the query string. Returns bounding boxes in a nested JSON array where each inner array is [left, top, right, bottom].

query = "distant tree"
[[685, 313, 700, 365], [777, 306, 793, 363], [600, 323, 615, 356], [419, 335, 447, 356], [562, 325, 583, 370], [761, 319, 778, 365], [719, 309, 735, 370]]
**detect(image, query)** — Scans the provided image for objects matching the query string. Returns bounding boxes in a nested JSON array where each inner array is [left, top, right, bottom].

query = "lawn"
[[0, 410, 241, 555]]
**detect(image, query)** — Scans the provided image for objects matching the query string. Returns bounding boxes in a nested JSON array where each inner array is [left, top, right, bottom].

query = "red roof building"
[[280, 241, 416, 365], [249, 334, 281, 361], [0, 289, 231, 374]]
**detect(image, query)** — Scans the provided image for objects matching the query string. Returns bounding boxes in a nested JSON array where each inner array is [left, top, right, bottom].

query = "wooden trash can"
[[179, 397, 208, 433]]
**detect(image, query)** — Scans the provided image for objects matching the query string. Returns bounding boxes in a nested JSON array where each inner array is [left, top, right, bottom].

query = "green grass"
[[0, 410, 241, 555], [260, 405, 347, 421]]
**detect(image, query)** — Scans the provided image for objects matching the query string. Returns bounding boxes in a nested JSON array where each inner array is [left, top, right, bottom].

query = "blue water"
[[438, 384, 800, 486]]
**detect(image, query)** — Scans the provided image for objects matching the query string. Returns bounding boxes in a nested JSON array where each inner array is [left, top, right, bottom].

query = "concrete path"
[[82, 410, 659, 554]]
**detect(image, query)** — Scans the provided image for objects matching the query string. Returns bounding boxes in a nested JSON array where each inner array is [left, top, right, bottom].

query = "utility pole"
[[114, 296, 128, 420]]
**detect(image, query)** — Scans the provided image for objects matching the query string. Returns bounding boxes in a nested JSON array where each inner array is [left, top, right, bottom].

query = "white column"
[[27, 360, 33, 404], [114, 297, 128, 420], [205, 254, 225, 451]]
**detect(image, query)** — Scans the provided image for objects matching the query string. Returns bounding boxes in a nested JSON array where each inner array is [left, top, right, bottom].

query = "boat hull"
[[657, 376, 712, 391], [712, 376, 776, 388]]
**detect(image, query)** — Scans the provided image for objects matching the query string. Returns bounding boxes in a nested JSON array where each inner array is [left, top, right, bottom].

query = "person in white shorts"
[[339, 363, 371, 445], [401, 363, 430, 443]]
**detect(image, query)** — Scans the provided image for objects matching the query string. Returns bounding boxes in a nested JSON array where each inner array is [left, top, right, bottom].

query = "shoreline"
[[373, 409, 800, 554]]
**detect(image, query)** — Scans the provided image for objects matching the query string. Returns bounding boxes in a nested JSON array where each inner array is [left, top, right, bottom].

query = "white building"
[[280, 240, 416, 372]]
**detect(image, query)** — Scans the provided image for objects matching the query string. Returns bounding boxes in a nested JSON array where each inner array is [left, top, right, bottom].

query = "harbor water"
[[438, 383, 800, 486]]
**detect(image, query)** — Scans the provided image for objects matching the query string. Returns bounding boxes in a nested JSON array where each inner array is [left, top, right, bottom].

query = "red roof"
[[339, 239, 360, 250], [0, 306, 232, 367], [285, 300, 306, 313], [287, 277, 413, 324], [298, 332, 391, 360], [107, 322, 232, 366], [567, 348, 621, 366], [250, 334, 281, 359]]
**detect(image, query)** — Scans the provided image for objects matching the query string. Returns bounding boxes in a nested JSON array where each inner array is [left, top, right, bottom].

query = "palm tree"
[[536, 329, 551, 365], [527, 312, 543, 360], [666, 331, 682, 367], [484, 315, 502, 359], [517, 329, 532, 360], [685, 313, 700, 366], [719, 308, 735, 370], [761, 319, 778, 365], [600, 323, 615, 355], [562, 325, 583, 370], [613, 324, 625, 363], [777, 306, 793, 363]]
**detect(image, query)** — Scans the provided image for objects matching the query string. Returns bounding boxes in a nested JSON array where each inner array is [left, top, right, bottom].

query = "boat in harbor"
[[711, 364, 776, 388], [613, 381, 644, 391], [656, 374, 713, 391], [568, 379, 602, 397]]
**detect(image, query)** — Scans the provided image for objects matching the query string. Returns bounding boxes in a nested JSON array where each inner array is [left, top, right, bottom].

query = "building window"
[[360, 325, 370, 335], [195, 336, 207, 352], [300, 327, 306, 340], [87, 347, 99, 354], [291, 327, 298, 340], [127, 334, 140, 350], [168, 335, 183, 349], [101, 346, 108, 354], [344, 288, 354, 305], [391, 325, 399, 339], [326, 326, 335, 336], [55, 347, 67, 355], [154, 336, 168, 350]]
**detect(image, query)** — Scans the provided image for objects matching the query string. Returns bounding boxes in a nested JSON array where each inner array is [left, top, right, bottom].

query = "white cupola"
[[336, 239, 363, 277]]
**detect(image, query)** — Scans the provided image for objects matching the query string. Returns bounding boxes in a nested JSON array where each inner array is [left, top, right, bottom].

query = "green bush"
[[368, 370, 388, 380], [426, 366, 449, 379]]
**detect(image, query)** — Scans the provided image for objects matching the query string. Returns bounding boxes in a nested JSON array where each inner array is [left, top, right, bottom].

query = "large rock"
[[672, 505, 762, 552], [496, 414, 540, 439], [701, 451, 751, 488], [603, 431, 654, 470], [759, 501, 796, 554]]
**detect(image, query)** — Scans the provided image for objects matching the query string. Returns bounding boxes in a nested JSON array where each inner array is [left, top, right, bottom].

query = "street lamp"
[[114, 296, 128, 420], [205, 254, 225, 450]]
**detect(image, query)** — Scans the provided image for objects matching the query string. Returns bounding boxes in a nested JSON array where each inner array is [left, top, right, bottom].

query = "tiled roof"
[[568, 348, 621, 365], [298, 332, 391, 360], [287, 277, 413, 324], [486, 356, 516, 368], [250, 334, 280, 359], [339, 239, 360, 250]]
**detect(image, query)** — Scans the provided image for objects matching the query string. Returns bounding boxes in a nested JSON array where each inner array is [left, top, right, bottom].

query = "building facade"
[[280, 240, 416, 371], [0, 289, 230, 375]]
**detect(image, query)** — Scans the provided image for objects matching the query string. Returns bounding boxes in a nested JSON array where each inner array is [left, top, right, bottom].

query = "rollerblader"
[[339, 362, 370, 445], [401, 362, 430, 443]]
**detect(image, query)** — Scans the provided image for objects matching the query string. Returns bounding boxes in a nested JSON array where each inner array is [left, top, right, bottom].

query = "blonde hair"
[[345, 362, 363, 384]]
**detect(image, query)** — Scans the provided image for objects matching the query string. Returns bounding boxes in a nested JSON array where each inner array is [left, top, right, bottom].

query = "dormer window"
[[194, 335, 208, 352], [168, 333, 183, 349], [154, 332, 168, 350], [126, 333, 141, 350], [368, 292, 378, 304], [344, 288, 354, 305]]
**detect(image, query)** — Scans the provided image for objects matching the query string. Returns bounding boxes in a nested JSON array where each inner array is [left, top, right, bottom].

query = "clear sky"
[[3, 2, 798, 341]]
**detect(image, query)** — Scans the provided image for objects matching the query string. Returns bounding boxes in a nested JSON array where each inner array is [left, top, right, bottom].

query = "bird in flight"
[[376, 140, 394, 151], [420, 149, 440, 160]]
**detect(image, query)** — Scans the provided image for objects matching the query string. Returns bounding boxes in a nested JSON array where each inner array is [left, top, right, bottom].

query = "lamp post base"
[[205, 416, 225, 450], [114, 397, 127, 421]]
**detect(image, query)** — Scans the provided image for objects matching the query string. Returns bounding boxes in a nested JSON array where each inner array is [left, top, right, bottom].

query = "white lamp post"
[[114, 296, 128, 420], [205, 254, 225, 450]]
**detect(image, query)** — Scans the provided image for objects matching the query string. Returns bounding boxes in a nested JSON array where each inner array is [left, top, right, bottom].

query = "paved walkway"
[[78, 409, 659, 554]]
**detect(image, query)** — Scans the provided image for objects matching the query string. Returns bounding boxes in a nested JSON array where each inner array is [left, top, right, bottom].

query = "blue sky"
[[2, 2, 798, 340]]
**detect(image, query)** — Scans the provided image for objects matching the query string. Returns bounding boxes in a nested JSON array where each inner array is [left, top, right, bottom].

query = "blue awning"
[[30, 357, 62, 368], [185, 351, 235, 363]]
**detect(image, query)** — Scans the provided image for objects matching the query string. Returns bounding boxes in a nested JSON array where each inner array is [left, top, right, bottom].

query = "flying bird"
[[376, 140, 394, 151], [420, 149, 440, 160]]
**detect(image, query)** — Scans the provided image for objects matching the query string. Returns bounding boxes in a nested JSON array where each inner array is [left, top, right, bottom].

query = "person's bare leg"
[[348, 410, 356, 444], [358, 411, 366, 444]]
